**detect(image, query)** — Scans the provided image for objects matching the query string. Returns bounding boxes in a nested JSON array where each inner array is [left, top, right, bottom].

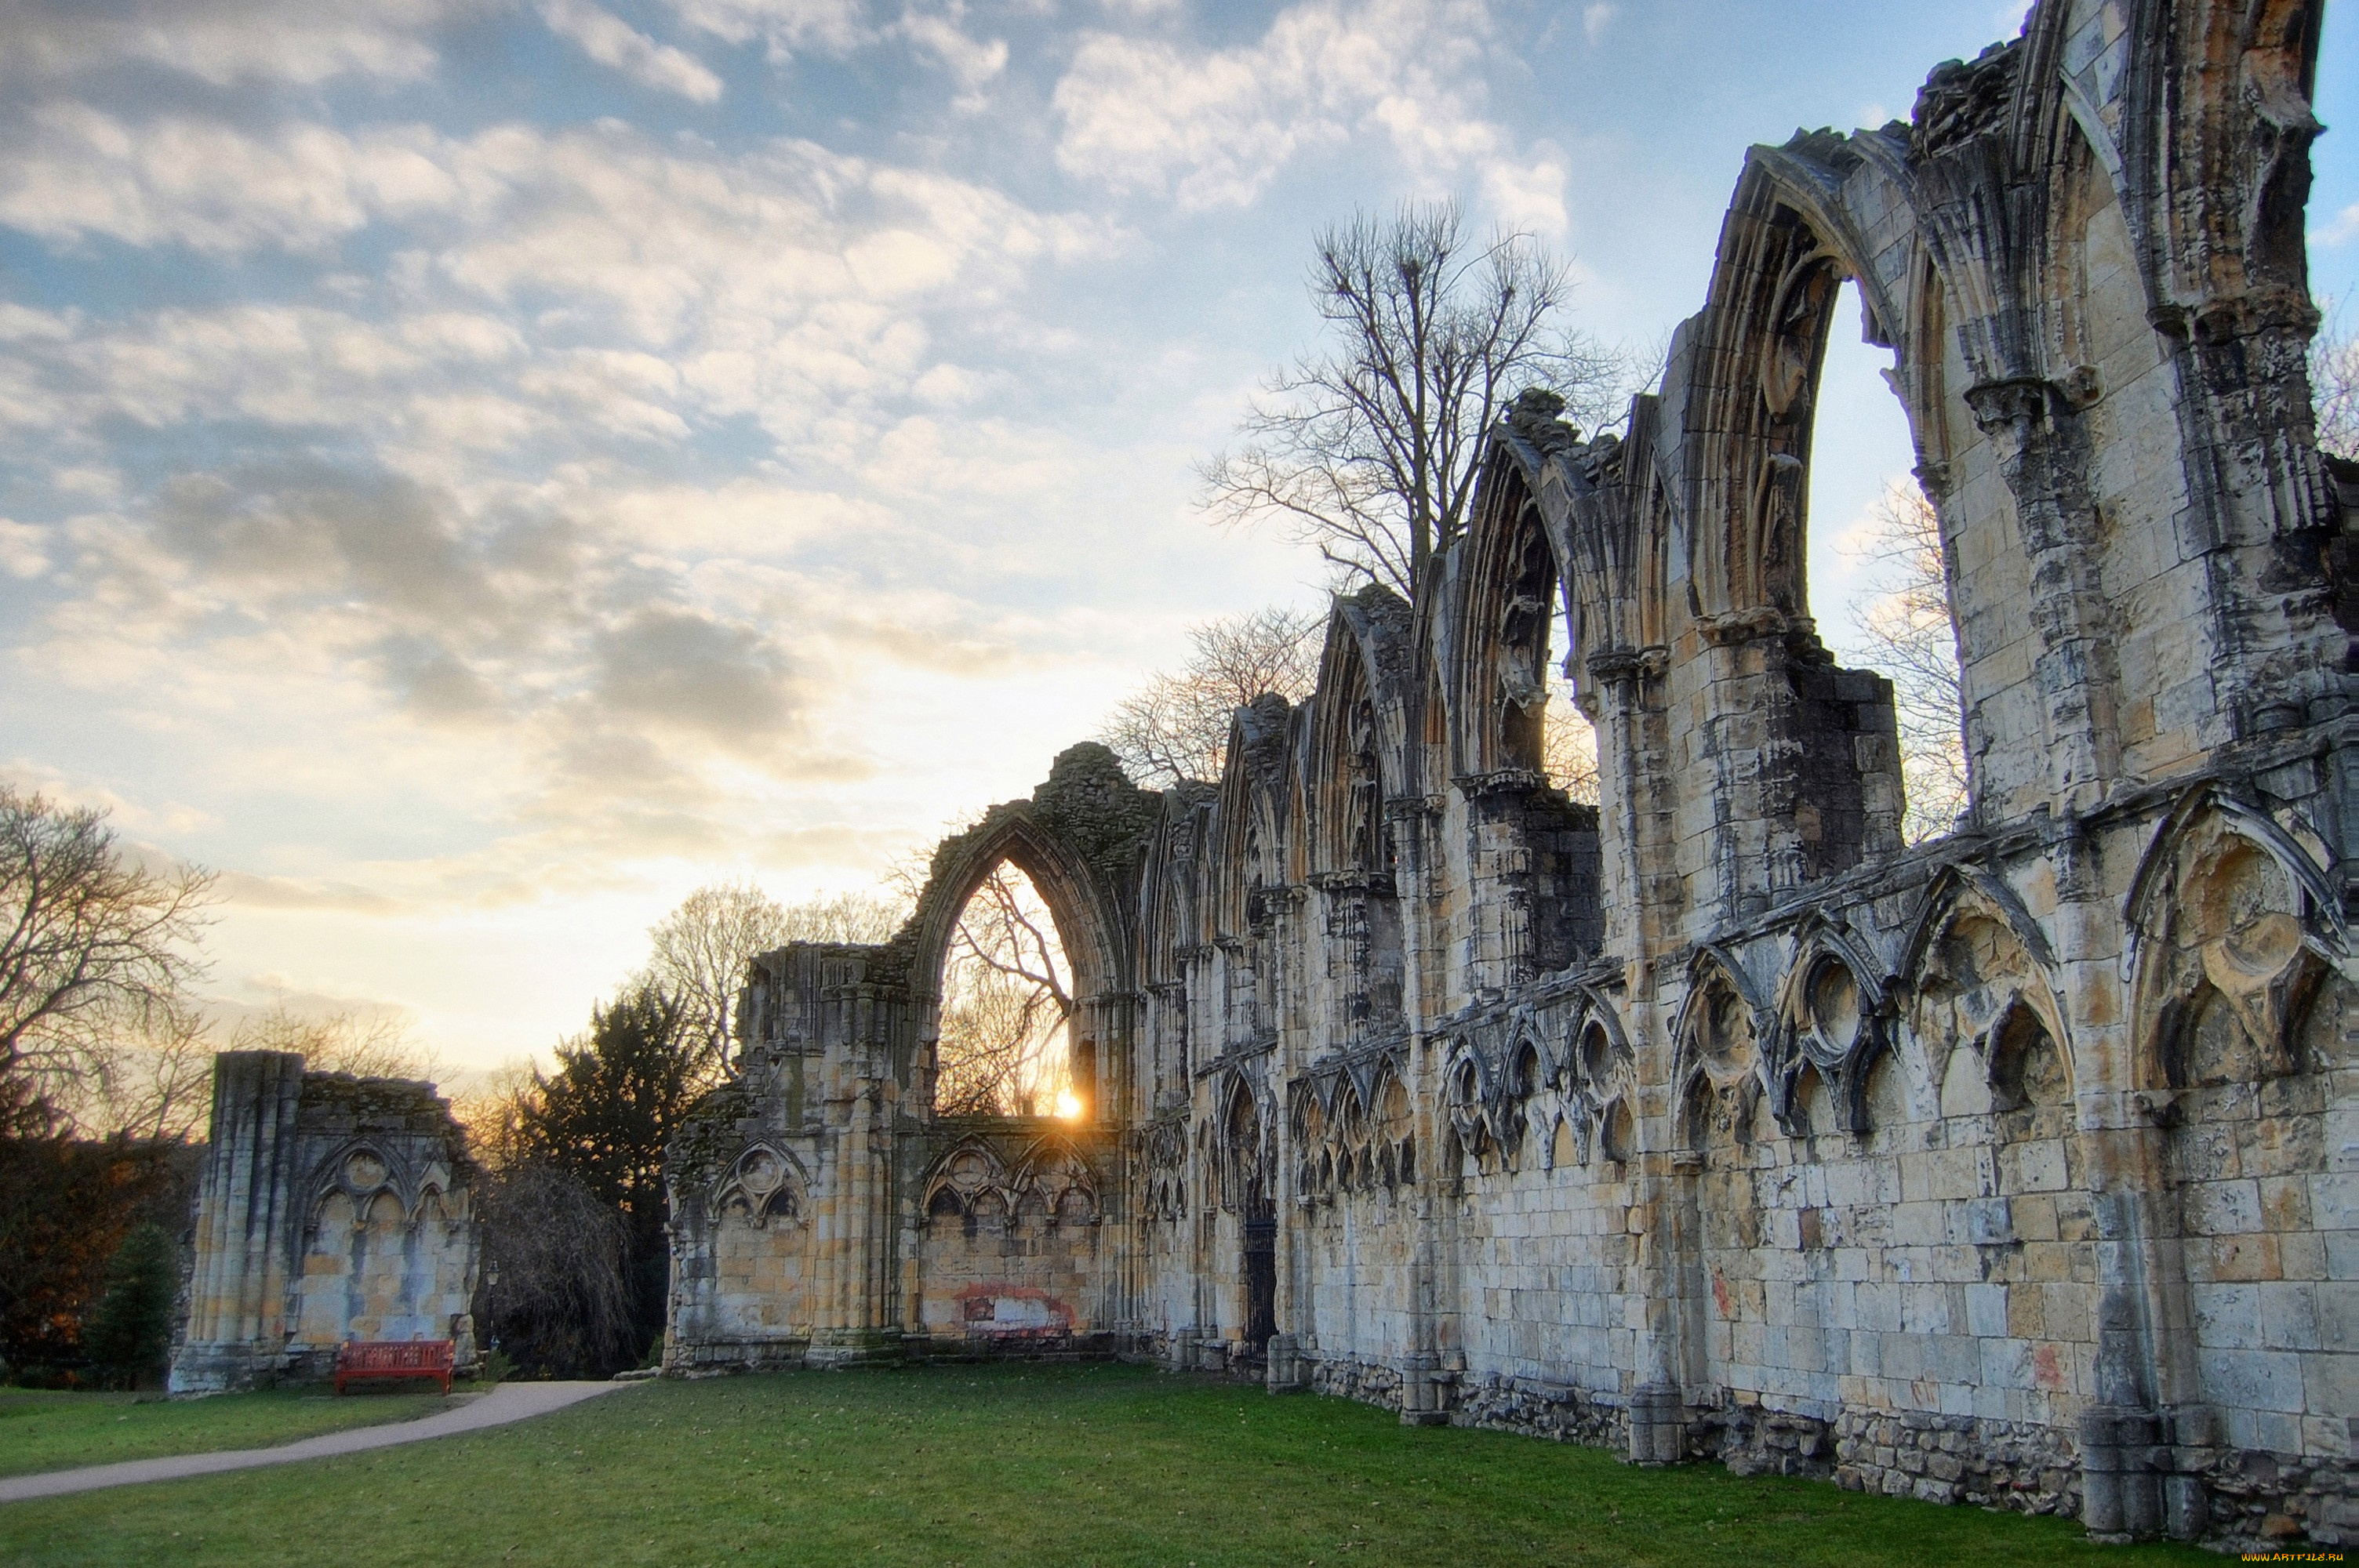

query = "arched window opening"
[[1545, 606, 1601, 804], [934, 862, 1077, 1118], [1807, 278, 1967, 843]]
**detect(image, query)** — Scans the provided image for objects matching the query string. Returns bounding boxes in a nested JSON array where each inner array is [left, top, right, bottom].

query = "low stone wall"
[[2199, 1447, 2356, 1551], [1827, 1410, 2080, 1515], [1450, 1373, 1627, 1450], [1306, 1353, 1404, 1411]]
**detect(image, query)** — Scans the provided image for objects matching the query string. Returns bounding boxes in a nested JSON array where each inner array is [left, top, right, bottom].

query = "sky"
[[4, 0, 2355, 1078]]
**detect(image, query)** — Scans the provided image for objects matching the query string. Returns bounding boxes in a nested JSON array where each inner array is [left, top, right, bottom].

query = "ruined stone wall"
[[172, 1051, 480, 1394], [667, 0, 2352, 1547]]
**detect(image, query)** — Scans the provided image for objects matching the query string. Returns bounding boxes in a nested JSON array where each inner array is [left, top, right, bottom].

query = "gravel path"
[[0, 1381, 640, 1503]]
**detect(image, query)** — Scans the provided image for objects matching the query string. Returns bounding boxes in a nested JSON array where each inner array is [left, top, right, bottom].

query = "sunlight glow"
[[1055, 1087, 1084, 1120]]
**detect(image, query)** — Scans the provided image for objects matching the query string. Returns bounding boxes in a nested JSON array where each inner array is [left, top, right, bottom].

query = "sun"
[[1054, 1087, 1084, 1120]]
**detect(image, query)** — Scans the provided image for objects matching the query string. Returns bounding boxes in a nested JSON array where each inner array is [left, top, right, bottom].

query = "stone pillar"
[[170, 1051, 307, 1395], [1265, 1331, 1307, 1393], [1627, 1147, 1704, 1465], [1961, 376, 2121, 815], [1456, 771, 1545, 992], [1398, 1349, 1448, 1425]]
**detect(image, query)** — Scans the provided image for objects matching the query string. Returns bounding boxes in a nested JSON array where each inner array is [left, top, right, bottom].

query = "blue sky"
[[4, 0, 2355, 1073]]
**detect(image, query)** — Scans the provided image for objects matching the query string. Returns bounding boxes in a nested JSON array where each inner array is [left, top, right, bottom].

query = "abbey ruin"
[[659, 0, 2355, 1548]]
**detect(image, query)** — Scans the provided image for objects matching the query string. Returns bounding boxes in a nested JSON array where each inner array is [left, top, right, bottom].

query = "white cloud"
[[0, 519, 49, 578], [900, 6, 1009, 100], [0, 104, 458, 255], [663, 0, 868, 57], [2, 0, 460, 88], [540, 0, 725, 102], [2320, 202, 2359, 246], [1050, 0, 1564, 230], [1581, 3, 1613, 45]]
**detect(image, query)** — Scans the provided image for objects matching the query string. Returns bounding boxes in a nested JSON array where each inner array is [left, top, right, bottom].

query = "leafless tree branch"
[[1100, 605, 1321, 787], [1200, 201, 1623, 600]]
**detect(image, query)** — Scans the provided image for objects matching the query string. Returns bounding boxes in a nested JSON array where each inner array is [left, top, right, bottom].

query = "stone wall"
[[171, 1051, 480, 1394], [667, 0, 2353, 1548]]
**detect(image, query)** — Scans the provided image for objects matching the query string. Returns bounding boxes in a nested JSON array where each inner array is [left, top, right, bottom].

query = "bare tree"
[[87, 1001, 214, 1142], [648, 881, 786, 1079], [1201, 201, 1619, 599], [1, 786, 212, 1118], [1852, 482, 1968, 843], [473, 1159, 636, 1377], [935, 968, 1059, 1116], [2314, 298, 2357, 461], [648, 882, 909, 1074], [227, 1000, 438, 1081], [934, 866, 1073, 1116], [1100, 606, 1322, 786], [449, 1058, 543, 1172], [778, 890, 908, 946], [1543, 698, 1601, 806]]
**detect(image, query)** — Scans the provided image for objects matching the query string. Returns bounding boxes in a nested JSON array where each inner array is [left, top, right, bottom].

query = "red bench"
[[333, 1339, 455, 1396]]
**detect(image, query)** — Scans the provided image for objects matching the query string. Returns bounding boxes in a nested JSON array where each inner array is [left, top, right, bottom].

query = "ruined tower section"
[[171, 1051, 481, 1394], [665, 744, 1155, 1371]]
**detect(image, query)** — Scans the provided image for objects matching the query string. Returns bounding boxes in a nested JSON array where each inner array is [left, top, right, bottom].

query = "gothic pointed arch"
[[1448, 431, 1572, 779], [902, 744, 1155, 1014], [1903, 866, 2070, 1118], [2125, 789, 2347, 1096], [1307, 586, 1415, 876], [1206, 695, 1299, 940], [1769, 914, 1894, 1137], [714, 1143, 809, 1227]]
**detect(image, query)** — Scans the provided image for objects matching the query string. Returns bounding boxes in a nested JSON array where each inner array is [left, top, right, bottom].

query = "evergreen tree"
[[82, 1221, 176, 1389], [519, 983, 700, 1363]]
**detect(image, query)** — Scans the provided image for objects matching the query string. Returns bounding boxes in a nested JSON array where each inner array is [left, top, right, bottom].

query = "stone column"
[[171, 1051, 307, 1395], [1961, 376, 2121, 815]]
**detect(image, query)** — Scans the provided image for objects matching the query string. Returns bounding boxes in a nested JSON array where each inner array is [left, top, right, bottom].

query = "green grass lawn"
[[0, 1364, 2216, 1567], [0, 1386, 452, 1478]]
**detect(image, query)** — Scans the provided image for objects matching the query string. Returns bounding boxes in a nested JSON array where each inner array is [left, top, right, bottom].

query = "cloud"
[[900, 6, 1008, 100], [0, 519, 48, 578], [0, 117, 1121, 472], [0, 761, 218, 837], [1581, 3, 1613, 45], [1050, 0, 1564, 229], [2, 0, 460, 87], [588, 604, 812, 750], [216, 869, 412, 915], [540, 0, 725, 102], [0, 105, 458, 255], [2320, 202, 2359, 246], [662, 0, 868, 57]]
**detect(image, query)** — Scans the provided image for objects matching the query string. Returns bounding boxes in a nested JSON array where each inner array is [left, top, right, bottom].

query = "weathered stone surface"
[[171, 1051, 480, 1394], [663, 0, 2353, 1548]]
